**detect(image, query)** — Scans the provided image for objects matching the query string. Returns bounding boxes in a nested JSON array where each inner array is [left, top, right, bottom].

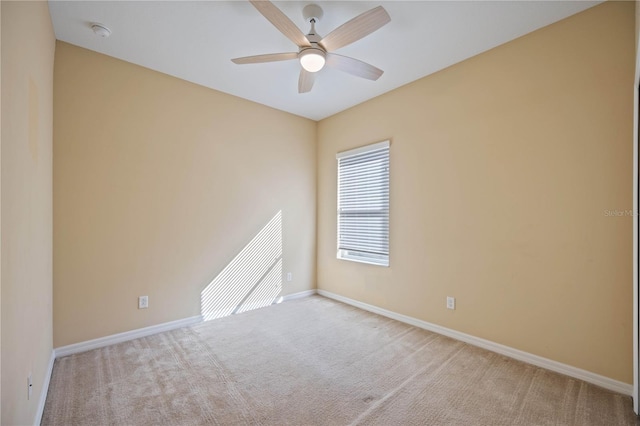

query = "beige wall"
[[53, 42, 317, 347], [1, 3, 3, 421], [318, 1, 634, 383], [1, 1, 56, 424]]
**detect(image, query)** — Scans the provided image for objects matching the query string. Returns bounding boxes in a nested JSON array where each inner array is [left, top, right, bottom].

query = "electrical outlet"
[[286, 272, 292, 282], [27, 373, 32, 400], [138, 295, 149, 309], [446, 296, 455, 310]]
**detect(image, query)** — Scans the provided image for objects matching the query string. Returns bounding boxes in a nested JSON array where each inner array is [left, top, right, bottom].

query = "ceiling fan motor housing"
[[299, 5, 325, 73]]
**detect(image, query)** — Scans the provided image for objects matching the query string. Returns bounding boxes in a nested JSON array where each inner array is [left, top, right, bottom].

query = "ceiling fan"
[[231, 1, 391, 93]]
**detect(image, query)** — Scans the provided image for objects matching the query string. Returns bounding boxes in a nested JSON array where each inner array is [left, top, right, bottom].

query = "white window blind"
[[336, 140, 389, 266]]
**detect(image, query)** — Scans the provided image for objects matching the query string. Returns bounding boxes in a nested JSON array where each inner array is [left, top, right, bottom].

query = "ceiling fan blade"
[[298, 69, 315, 93], [319, 6, 390, 52], [232, 52, 298, 64], [326, 53, 383, 81], [249, 0, 311, 48]]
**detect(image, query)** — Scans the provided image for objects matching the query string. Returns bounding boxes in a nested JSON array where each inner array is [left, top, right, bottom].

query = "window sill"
[[337, 253, 389, 267]]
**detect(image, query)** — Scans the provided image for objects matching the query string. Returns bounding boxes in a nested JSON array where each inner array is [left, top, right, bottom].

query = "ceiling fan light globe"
[[299, 50, 326, 73]]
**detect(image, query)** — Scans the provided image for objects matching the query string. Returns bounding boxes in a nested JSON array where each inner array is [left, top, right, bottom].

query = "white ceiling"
[[48, 1, 601, 121]]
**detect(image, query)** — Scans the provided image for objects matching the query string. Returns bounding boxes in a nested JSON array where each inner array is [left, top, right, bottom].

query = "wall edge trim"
[[34, 350, 55, 426], [282, 289, 317, 301], [317, 289, 633, 396]]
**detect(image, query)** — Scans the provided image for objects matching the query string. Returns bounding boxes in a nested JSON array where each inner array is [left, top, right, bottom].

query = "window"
[[336, 140, 390, 266]]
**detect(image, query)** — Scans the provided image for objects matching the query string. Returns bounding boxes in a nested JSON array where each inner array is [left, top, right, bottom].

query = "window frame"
[[336, 140, 390, 267]]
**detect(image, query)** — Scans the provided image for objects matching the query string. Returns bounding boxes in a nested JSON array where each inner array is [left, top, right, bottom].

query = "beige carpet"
[[42, 295, 638, 425]]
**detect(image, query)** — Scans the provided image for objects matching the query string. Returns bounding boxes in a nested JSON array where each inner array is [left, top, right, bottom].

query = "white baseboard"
[[282, 289, 317, 301], [53, 291, 318, 359], [34, 350, 55, 426], [317, 289, 633, 396], [54, 315, 203, 358]]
